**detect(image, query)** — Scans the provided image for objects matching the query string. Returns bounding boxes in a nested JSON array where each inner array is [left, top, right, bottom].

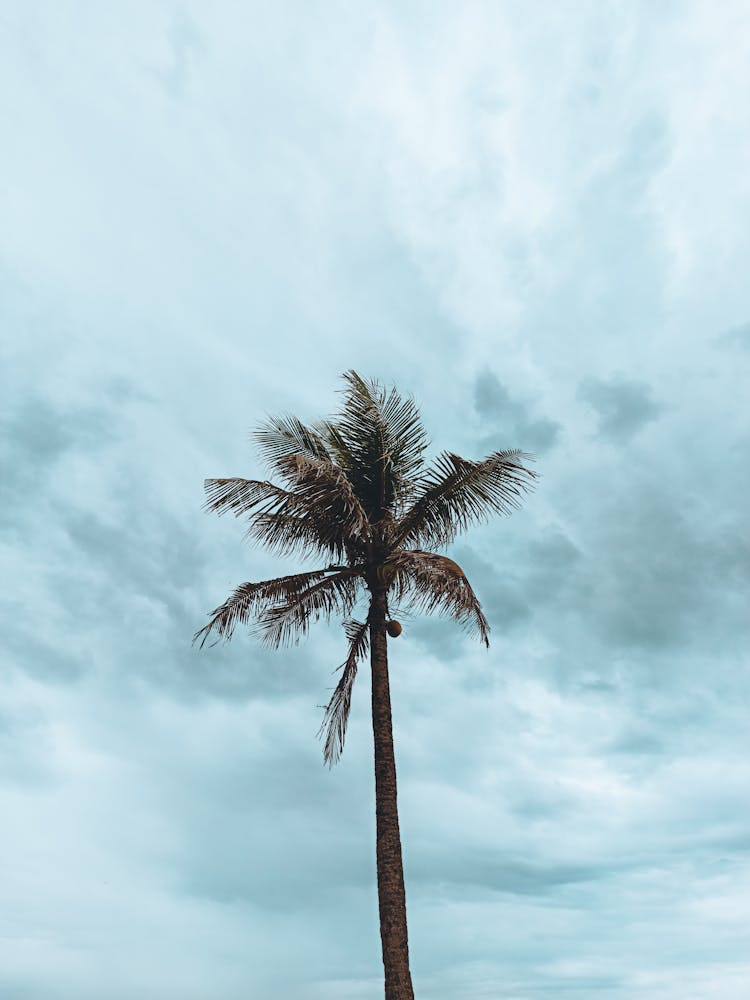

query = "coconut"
[[386, 620, 403, 638]]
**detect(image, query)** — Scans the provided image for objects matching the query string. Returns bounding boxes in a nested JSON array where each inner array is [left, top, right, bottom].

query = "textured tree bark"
[[369, 586, 415, 1000]]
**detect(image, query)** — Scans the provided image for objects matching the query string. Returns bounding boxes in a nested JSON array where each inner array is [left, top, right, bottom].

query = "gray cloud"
[[3, 3, 750, 998], [577, 375, 663, 442], [584, 479, 748, 657], [0, 395, 116, 530], [474, 370, 561, 454]]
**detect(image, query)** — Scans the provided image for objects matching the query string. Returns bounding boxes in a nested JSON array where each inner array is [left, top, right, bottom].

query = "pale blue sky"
[[1, 3, 749, 998]]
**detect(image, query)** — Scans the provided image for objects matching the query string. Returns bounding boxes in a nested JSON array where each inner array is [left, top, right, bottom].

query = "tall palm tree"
[[193, 371, 537, 999]]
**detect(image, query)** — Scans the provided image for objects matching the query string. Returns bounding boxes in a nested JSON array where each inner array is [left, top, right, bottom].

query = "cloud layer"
[[2, 2, 749, 997]]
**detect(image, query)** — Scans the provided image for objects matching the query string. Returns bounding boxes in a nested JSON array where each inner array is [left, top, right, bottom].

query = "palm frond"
[[203, 477, 295, 519], [244, 512, 347, 562], [254, 414, 333, 474], [388, 549, 490, 646], [394, 450, 538, 549], [254, 569, 361, 648], [317, 619, 370, 767], [274, 453, 371, 543], [331, 371, 429, 520], [203, 469, 370, 561], [192, 569, 333, 649]]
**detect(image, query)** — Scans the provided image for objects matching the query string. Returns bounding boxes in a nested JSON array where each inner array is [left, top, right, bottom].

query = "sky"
[[1, 2, 749, 997]]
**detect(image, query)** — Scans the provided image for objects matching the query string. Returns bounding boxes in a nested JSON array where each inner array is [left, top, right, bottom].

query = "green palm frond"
[[317, 619, 370, 767], [394, 450, 538, 549], [192, 568, 334, 649], [388, 549, 490, 647]]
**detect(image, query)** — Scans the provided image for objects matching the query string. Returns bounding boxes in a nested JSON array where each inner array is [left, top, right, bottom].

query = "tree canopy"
[[194, 371, 537, 764]]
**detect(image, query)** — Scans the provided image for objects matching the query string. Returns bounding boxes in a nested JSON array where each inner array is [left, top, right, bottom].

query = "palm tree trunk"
[[369, 586, 415, 1000]]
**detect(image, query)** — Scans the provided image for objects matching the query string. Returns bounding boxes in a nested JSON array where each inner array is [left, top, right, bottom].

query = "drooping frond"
[[254, 569, 361, 648], [387, 549, 490, 647], [394, 450, 538, 549], [317, 619, 370, 767], [328, 371, 429, 521], [192, 569, 334, 649]]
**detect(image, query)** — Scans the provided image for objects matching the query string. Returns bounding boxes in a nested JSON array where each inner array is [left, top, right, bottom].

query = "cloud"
[[474, 370, 561, 453], [0, 394, 117, 531], [2, 2, 750, 998], [577, 375, 663, 442]]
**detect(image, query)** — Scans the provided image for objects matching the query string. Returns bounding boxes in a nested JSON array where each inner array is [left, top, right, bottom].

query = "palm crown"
[[193, 370, 537, 765]]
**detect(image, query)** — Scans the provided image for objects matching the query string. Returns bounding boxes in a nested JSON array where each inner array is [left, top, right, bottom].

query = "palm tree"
[[193, 371, 537, 999]]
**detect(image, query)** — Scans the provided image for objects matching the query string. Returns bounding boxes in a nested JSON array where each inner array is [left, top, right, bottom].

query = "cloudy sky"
[[2, 2, 749, 997]]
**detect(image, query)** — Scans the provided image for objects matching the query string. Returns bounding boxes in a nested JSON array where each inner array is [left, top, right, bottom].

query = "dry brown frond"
[[317, 619, 370, 767], [192, 569, 334, 649], [253, 569, 361, 648], [387, 549, 490, 646]]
